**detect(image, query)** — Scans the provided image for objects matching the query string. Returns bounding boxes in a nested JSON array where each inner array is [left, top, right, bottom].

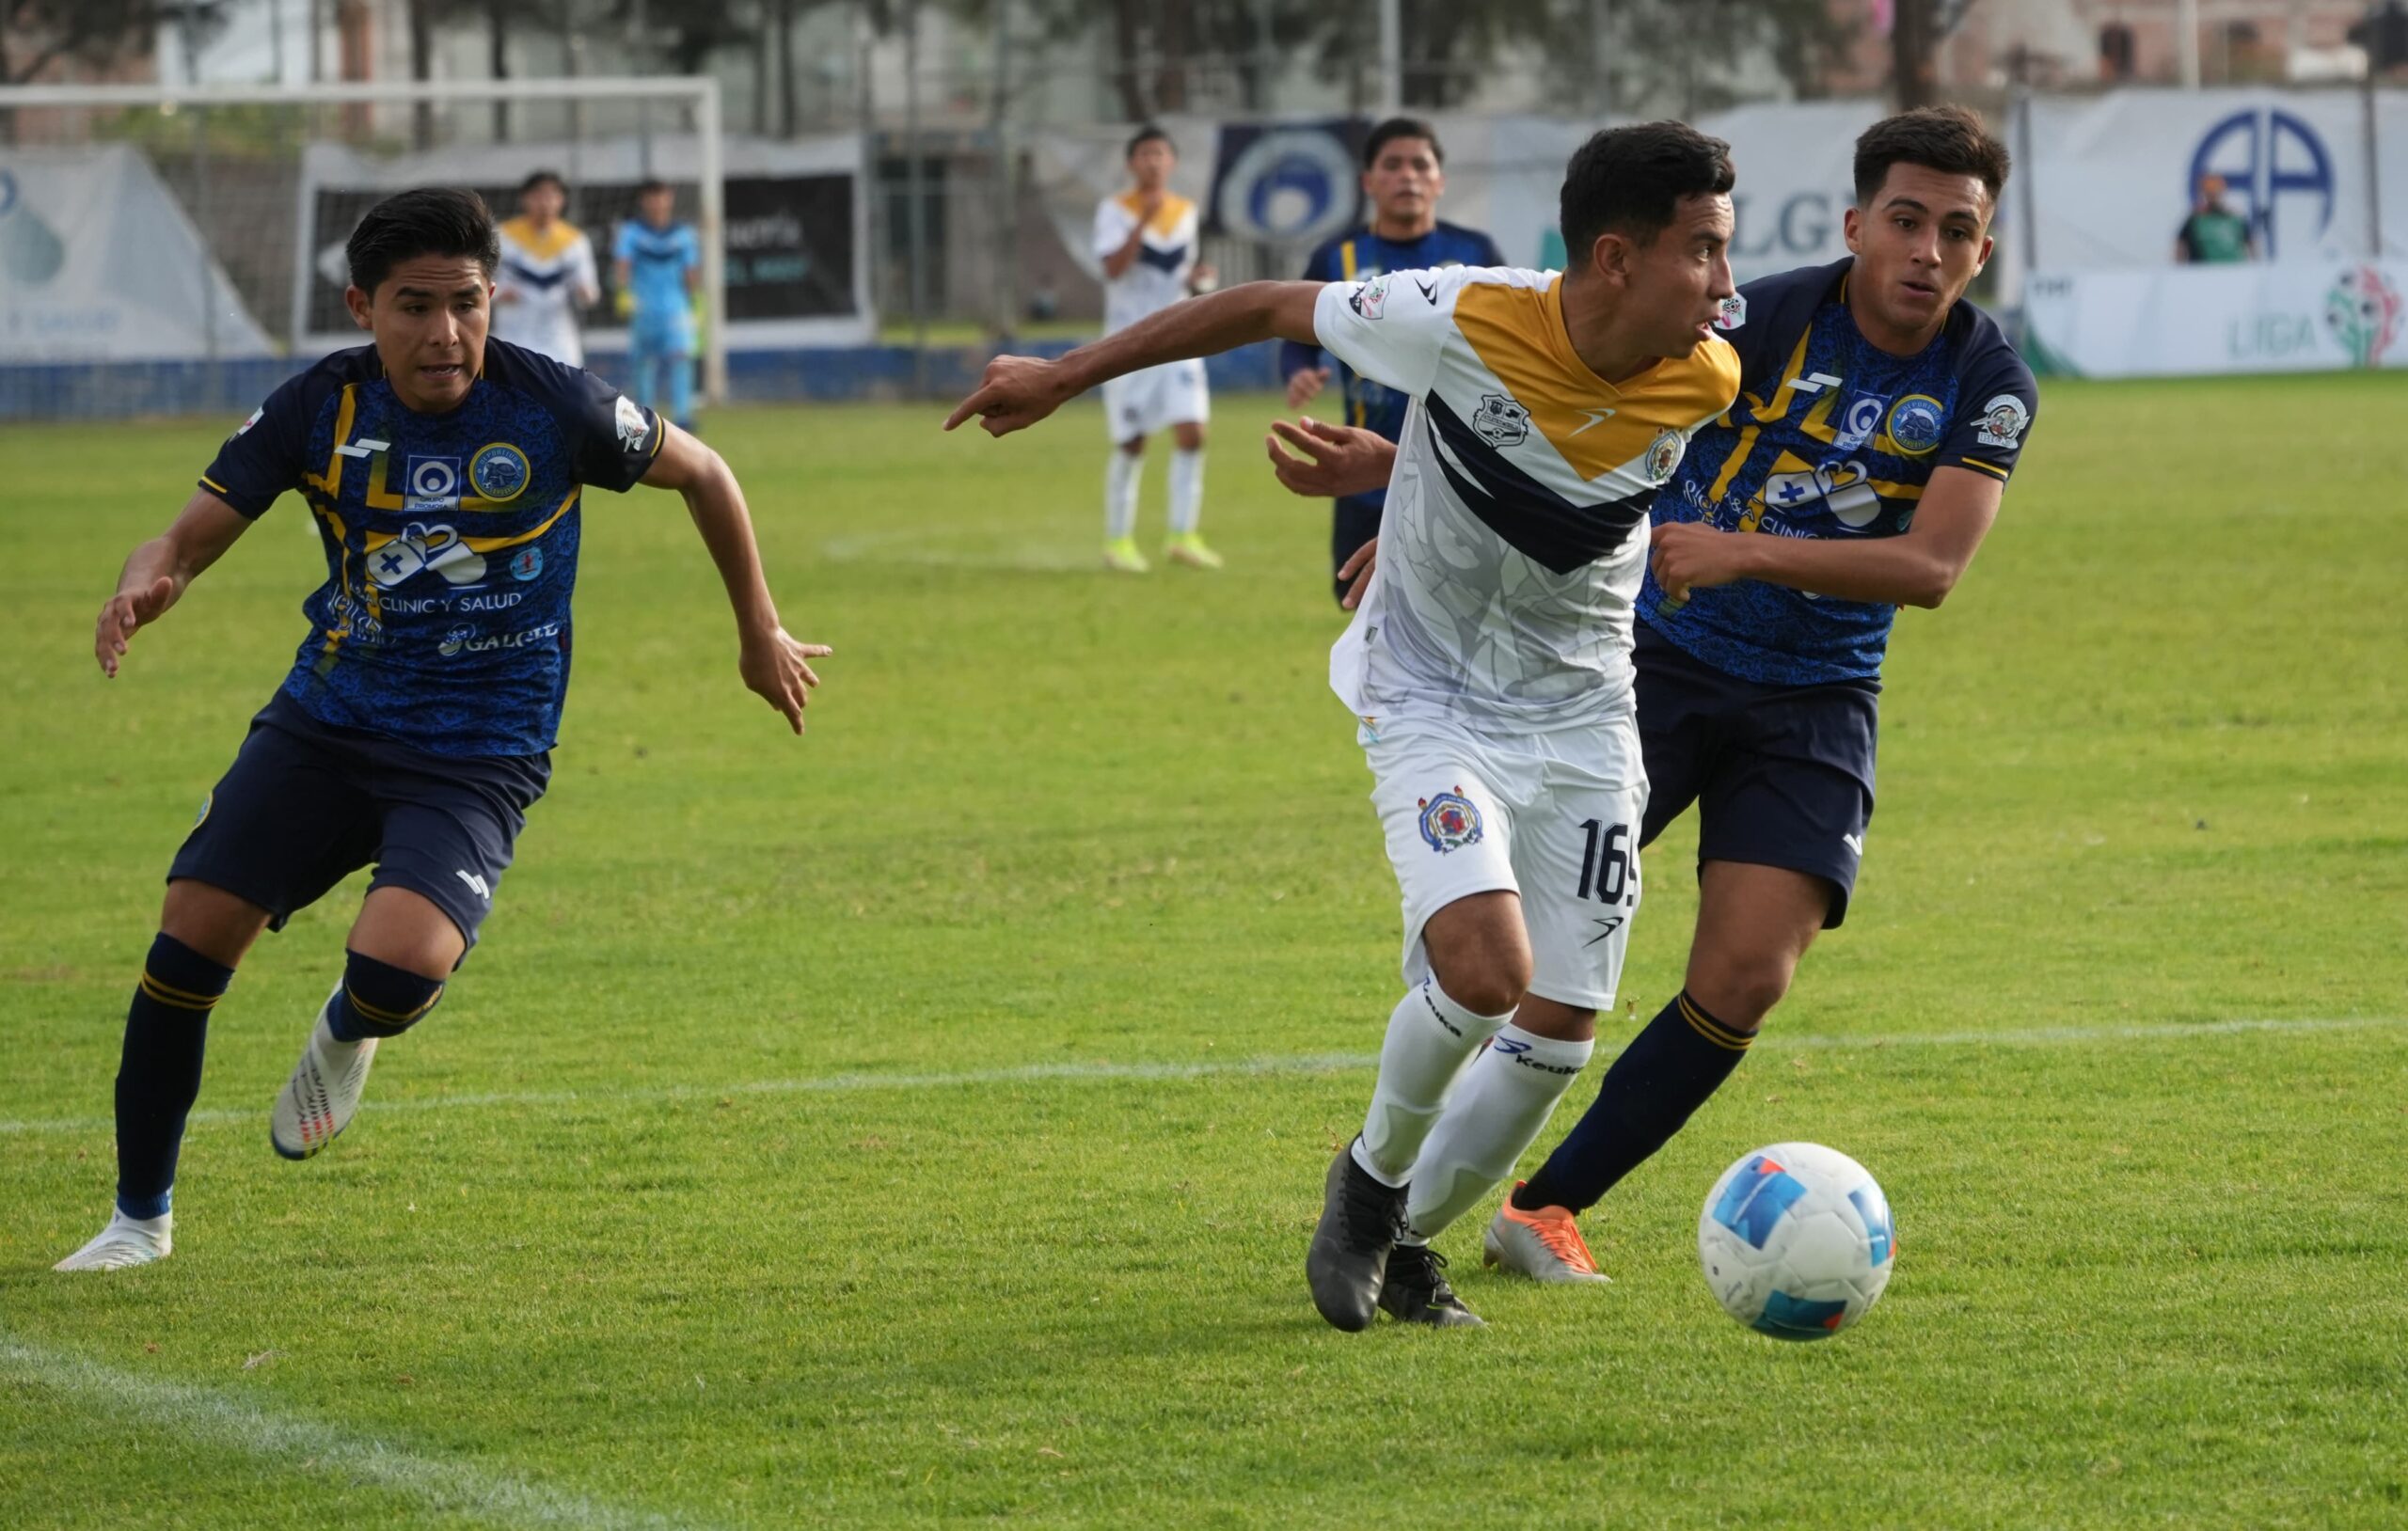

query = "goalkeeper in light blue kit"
[[613, 179, 703, 432]]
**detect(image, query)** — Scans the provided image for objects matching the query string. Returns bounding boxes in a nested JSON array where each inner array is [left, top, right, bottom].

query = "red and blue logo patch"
[[1418, 787, 1482, 854]]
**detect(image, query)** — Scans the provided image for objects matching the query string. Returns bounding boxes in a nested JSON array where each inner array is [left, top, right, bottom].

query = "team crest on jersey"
[[613, 393, 650, 449], [470, 443, 531, 502], [1418, 788, 1483, 854], [404, 455, 462, 513], [1643, 428, 1687, 484], [1714, 293, 1748, 330], [1350, 274, 1391, 321], [1974, 393, 2029, 449], [1884, 394, 1945, 456], [1472, 393, 1531, 448]]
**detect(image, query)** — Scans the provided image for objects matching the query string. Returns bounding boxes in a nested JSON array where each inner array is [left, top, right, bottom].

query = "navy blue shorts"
[[1332, 495, 1383, 608], [167, 691, 550, 962], [1634, 623, 1878, 928]]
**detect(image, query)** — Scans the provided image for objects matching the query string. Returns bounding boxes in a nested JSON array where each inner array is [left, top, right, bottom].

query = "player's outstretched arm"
[[944, 280, 1323, 438], [1265, 418, 1395, 499], [95, 491, 252, 679], [1650, 466, 2004, 609], [641, 422, 832, 735]]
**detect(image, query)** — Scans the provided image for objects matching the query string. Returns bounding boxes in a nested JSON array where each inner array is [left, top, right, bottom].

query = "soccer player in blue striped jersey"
[[56, 187, 831, 1272], [1276, 118, 1504, 606], [1275, 108, 2040, 1289]]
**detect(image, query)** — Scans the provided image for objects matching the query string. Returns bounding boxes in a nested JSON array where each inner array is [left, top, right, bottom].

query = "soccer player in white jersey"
[[1092, 125, 1220, 573], [492, 170, 600, 367], [953, 123, 1742, 1329]]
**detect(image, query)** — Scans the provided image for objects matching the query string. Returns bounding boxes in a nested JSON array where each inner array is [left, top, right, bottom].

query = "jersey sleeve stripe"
[[1951, 456, 2011, 480], [198, 474, 230, 495]]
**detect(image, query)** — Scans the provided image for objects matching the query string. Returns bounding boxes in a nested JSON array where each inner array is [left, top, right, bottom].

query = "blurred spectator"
[[2174, 175, 2256, 263]]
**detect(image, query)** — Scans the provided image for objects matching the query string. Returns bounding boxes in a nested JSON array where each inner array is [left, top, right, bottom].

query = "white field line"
[[1, 1017, 2400, 1140], [0, 1333, 711, 1531]]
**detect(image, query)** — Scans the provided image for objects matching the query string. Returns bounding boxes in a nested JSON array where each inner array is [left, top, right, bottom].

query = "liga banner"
[[2023, 261, 2408, 378], [293, 133, 872, 351], [0, 146, 273, 362]]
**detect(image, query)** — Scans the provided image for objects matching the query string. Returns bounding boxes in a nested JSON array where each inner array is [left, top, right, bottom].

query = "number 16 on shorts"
[[1577, 818, 1636, 908]]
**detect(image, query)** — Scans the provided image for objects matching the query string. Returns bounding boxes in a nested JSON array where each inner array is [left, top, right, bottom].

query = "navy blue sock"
[[325, 949, 445, 1043], [1513, 990, 1754, 1215], [115, 934, 235, 1220]]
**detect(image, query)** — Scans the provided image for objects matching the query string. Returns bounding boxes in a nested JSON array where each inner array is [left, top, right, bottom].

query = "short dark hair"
[[519, 168, 566, 197], [1559, 120, 1735, 263], [636, 178, 673, 198], [1126, 123, 1173, 160], [1363, 117, 1443, 169], [346, 186, 499, 295], [1852, 105, 2010, 209]]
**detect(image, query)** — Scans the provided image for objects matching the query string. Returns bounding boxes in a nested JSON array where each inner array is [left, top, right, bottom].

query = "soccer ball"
[[1697, 1142, 1894, 1340]]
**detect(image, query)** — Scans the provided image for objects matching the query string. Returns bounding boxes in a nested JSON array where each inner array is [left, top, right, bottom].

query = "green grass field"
[[4, 376, 2406, 1529]]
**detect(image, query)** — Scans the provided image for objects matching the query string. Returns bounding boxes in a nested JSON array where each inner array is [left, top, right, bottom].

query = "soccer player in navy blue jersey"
[[1273, 107, 2039, 1288], [1274, 117, 1505, 605], [57, 187, 832, 1272]]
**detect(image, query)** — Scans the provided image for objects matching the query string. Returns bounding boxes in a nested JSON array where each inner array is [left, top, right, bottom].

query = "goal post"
[[0, 74, 732, 409]]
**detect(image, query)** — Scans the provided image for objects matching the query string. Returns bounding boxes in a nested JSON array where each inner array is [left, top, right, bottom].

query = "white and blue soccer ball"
[[1697, 1142, 1894, 1340]]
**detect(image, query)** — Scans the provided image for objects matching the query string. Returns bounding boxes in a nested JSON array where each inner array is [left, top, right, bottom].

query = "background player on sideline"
[[613, 180, 703, 434], [1265, 109, 2038, 1286], [56, 188, 829, 1273], [1092, 125, 1220, 574], [952, 124, 1742, 1331], [1277, 117, 1503, 606], [493, 169, 601, 367]]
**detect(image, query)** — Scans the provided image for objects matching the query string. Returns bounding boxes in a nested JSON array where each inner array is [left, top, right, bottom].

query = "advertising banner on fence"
[[2024, 261, 2407, 377], [294, 134, 871, 351], [0, 145, 273, 363]]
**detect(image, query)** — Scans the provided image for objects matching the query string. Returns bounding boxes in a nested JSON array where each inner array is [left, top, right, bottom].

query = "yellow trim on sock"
[[342, 983, 443, 1027], [139, 972, 222, 1011], [1676, 991, 1753, 1051]]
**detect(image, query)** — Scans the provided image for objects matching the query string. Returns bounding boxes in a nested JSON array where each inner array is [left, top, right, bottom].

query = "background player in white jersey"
[[492, 169, 600, 367], [1092, 125, 1219, 574], [951, 123, 1742, 1330]]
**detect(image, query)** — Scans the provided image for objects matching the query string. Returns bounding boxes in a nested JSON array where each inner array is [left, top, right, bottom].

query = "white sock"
[[1402, 1022, 1594, 1242], [1105, 450, 1142, 541], [1351, 979, 1513, 1188], [1167, 448, 1205, 535]]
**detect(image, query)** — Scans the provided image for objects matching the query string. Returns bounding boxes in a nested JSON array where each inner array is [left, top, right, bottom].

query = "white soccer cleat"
[[1483, 1192, 1613, 1286], [271, 991, 379, 1160], [54, 1209, 173, 1271]]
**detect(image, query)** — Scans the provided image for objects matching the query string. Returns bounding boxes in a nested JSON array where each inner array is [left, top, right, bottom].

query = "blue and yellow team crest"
[[1418, 787, 1483, 854], [1883, 395, 1945, 456], [470, 442, 531, 502]]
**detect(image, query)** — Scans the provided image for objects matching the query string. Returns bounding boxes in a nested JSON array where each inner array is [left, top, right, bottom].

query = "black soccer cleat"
[[1379, 1242, 1485, 1329], [1307, 1141, 1406, 1332]]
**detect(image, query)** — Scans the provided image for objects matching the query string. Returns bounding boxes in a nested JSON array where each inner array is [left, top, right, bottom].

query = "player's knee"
[[158, 879, 270, 970], [1688, 958, 1790, 1032], [332, 949, 448, 1040], [1117, 436, 1147, 457], [1434, 955, 1531, 1019]]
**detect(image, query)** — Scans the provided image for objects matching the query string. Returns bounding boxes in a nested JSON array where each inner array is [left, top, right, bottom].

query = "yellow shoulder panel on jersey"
[[1114, 192, 1195, 237], [1453, 276, 1741, 481], [499, 216, 581, 262]]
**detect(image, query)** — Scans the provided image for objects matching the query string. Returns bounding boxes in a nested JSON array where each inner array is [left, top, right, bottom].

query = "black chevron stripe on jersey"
[[1421, 391, 1656, 575], [1136, 244, 1190, 274], [501, 259, 572, 291]]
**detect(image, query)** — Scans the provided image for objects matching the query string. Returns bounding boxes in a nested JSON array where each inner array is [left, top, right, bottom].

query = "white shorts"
[[1363, 712, 1649, 1012], [1101, 357, 1209, 442]]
